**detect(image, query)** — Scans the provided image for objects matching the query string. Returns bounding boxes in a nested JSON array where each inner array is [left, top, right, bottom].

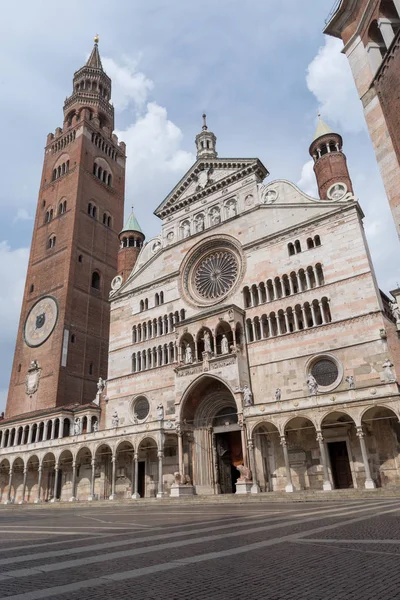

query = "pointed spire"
[[120, 206, 143, 235], [202, 113, 208, 131], [86, 35, 103, 70], [312, 114, 334, 142]]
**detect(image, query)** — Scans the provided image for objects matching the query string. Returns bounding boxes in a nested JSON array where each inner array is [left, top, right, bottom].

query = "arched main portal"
[[180, 376, 244, 495]]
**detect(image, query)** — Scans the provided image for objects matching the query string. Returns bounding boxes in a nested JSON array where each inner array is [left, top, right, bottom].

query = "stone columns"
[[289, 277, 295, 295], [51, 419, 56, 440], [87, 417, 92, 434], [178, 431, 184, 476], [247, 439, 260, 494], [19, 468, 28, 504], [293, 310, 300, 331], [251, 320, 256, 341], [257, 286, 263, 304], [70, 461, 77, 502], [310, 303, 317, 326], [356, 426, 376, 489], [250, 287, 256, 307], [272, 279, 278, 300], [43, 421, 50, 441], [280, 435, 294, 492], [378, 17, 396, 48], [88, 459, 96, 501], [265, 284, 271, 303], [284, 312, 290, 333], [0, 431, 5, 448], [50, 462, 59, 502], [35, 466, 43, 504], [301, 307, 309, 329], [109, 456, 117, 500], [296, 273, 302, 292], [316, 431, 332, 491], [366, 42, 383, 74], [157, 451, 165, 498], [132, 453, 140, 499], [277, 317, 282, 336], [5, 468, 13, 504], [319, 301, 327, 324], [305, 270, 311, 290], [58, 420, 63, 439]]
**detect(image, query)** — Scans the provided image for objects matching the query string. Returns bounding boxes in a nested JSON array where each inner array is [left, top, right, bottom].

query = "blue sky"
[[0, 0, 398, 412]]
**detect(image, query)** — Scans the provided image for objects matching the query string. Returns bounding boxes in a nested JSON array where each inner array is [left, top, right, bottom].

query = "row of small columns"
[[278, 426, 375, 493], [312, 142, 340, 161], [134, 314, 179, 341], [246, 299, 330, 340], [5, 450, 167, 504], [247, 270, 323, 307]]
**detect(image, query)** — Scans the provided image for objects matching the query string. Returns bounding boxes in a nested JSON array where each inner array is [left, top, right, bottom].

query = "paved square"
[[0, 498, 399, 599]]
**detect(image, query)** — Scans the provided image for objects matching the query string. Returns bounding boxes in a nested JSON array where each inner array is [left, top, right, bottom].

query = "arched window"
[[48, 236, 56, 249], [155, 293, 159, 306], [314, 235, 321, 247], [91, 271, 100, 290], [103, 213, 107, 225], [107, 174, 112, 186], [88, 203, 92, 215], [144, 298, 149, 310], [70, 334, 76, 343], [307, 237, 314, 250], [160, 291, 164, 304], [107, 216, 111, 227], [288, 242, 295, 256], [78, 254, 83, 263], [139, 300, 144, 312], [92, 206, 97, 219], [295, 240, 301, 253], [89, 363, 93, 375], [29, 284, 34, 293]]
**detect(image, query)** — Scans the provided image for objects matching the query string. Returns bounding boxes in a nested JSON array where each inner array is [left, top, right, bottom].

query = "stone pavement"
[[0, 498, 400, 599]]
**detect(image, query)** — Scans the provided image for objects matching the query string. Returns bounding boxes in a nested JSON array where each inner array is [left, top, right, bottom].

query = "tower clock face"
[[24, 296, 59, 348]]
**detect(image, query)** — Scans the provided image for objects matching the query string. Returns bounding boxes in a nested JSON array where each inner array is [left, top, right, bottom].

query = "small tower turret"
[[309, 116, 354, 200], [118, 207, 145, 282], [195, 114, 218, 159]]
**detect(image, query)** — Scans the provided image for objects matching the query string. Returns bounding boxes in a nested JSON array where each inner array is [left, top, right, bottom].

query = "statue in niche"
[[74, 417, 81, 436], [112, 410, 119, 428], [390, 301, 400, 322], [210, 207, 221, 225], [202, 330, 212, 353], [227, 201, 237, 218], [157, 403, 164, 421], [184, 343, 193, 364], [194, 214, 205, 232], [182, 222, 190, 238], [92, 420, 99, 432], [345, 375, 355, 390], [382, 359, 395, 382], [307, 374, 318, 396], [221, 334, 229, 355], [242, 385, 253, 407], [275, 388, 281, 401]]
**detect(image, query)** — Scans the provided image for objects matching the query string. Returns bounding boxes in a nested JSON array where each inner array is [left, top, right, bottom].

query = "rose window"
[[193, 251, 238, 300]]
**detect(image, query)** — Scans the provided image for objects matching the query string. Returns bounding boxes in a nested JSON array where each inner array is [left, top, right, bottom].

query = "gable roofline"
[[154, 157, 269, 219]]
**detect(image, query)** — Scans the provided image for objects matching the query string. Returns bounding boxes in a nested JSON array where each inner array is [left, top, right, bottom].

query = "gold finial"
[[94, 34, 99, 44], [202, 113, 208, 131]]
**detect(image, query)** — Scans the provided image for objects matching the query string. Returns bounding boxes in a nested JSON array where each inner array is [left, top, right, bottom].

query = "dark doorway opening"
[[215, 430, 243, 494], [138, 461, 145, 498], [56, 469, 62, 500], [328, 441, 353, 489]]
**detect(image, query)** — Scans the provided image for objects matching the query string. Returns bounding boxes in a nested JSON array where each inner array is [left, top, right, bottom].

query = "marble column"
[[301, 307, 309, 329], [88, 459, 96, 501], [132, 453, 140, 499], [284, 312, 290, 333], [296, 273, 302, 292], [109, 457, 117, 500], [50, 419, 56, 440], [247, 439, 260, 494], [305, 270, 311, 290], [356, 426, 376, 489], [316, 431, 332, 491], [289, 277, 295, 295], [265, 283, 271, 303], [280, 436, 294, 492], [319, 301, 327, 324], [35, 466, 43, 504], [272, 279, 278, 300], [293, 310, 300, 331], [257, 286, 263, 304], [178, 432, 184, 476], [19, 468, 28, 504], [251, 320, 256, 341], [5, 468, 13, 504], [58, 420, 63, 439], [70, 461, 77, 502], [0, 431, 5, 448], [157, 451, 165, 498], [310, 303, 317, 327], [51, 463, 59, 502]]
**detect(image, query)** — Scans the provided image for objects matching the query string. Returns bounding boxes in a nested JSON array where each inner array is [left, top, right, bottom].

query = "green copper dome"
[[120, 208, 143, 235]]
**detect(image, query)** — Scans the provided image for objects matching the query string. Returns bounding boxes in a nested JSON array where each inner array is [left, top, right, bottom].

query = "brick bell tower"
[[6, 36, 125, 419], [309, 116, 354, 200], [117, 207, 145, 283]]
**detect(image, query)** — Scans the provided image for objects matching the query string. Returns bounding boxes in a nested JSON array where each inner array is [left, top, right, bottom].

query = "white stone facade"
[[1, 132, 400, 503]]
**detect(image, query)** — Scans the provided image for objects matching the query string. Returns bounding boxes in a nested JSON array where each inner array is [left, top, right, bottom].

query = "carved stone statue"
[[194, 214, 204, 232], [184, 343, 193, 364], [382, 359, 395, 382], [133, 412, 139, 424], [112, 410, 119, 428], [173, 472, 191, 486], [345, 375, 355, 390], [221, 334, 229, 355], [390, 301, 400, 322], [210, 208, 221, 225], [242, 385, 253, 407], [203, 330, 212, 353], [97, 377, 105, 394], [307, 374, 318, 395], [157, 403, 164, 421], [227, 201, 236, 218], [237, 464, 252, 482], [182, 221, 190, 238], [74, 417, 81, 436], [275, 388, 281, 401], [92, 420, 99, 432]]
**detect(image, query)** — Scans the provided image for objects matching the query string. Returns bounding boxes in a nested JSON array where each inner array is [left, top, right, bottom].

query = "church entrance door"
[[216, 430, 242, 494], [328, 441, 353, 489]]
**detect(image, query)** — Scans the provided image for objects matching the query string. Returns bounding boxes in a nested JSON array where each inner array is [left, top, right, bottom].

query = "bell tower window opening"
[[91, 271, 101, 290]]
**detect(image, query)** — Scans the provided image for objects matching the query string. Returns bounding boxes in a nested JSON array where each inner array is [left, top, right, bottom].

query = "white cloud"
[[306, 37, 365, 134], [297, 159, 318, 197], [13, 208, 32, 223], [102, 57, 154, 112]]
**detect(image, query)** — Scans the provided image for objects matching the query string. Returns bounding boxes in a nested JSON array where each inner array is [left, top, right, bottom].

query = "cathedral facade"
[[1, 41, 400, 503]]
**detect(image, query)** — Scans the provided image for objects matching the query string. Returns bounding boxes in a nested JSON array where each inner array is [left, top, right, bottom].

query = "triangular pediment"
[[154, 157, 268, 219]]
